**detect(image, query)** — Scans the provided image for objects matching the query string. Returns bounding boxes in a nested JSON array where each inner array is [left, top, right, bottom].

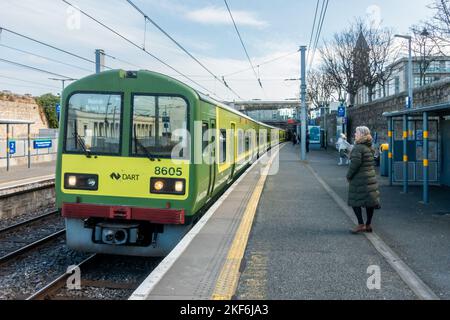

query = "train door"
[[230, 122, 237, 181], [207, 119, 217, 197]]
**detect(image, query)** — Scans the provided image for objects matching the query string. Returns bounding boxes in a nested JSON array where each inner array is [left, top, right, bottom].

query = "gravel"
[[55, 255, 162, 300], [0, 206, 57, 230], [0, 213, 64, 257], [0, 237, 92, 300], [0, 235, 162, 300]]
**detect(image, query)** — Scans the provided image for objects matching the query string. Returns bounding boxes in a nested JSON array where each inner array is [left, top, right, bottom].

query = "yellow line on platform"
[[212, 145, 283, 300]]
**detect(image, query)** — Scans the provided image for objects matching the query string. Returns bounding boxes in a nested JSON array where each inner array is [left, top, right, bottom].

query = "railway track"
[[0, 209, 65, 265], [0, 209, 59, 234], [0, 229, 66, 265], [27, 254, 97, 300], [27, 254, 160, 300]]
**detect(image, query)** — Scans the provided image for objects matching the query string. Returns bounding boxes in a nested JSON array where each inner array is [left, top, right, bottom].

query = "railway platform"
[[0, 161, 55, 189], [131, 144, 450, 300], [0, 161, 55, 220]]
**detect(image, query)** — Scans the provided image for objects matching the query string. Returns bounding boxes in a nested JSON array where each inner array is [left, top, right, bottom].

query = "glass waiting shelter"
[[383, 102, 450, 204], [0, 119, 34, 171]]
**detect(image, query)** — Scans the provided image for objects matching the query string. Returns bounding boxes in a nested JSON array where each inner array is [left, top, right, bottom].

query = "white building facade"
[[356, 57, 450, 105]]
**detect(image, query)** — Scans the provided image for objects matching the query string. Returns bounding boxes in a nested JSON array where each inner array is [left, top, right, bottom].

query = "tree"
[[307, 68, 338, 111], [36, 93, 60, 128], [426, 0, 450, 51], [410, 24, 442, 86], [362, 22, 396, 101], [320, 25, 362, 106], [320, 19, 396, 105]]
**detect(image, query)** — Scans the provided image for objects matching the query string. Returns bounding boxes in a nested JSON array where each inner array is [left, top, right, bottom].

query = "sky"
[[0, 0, 435, 101]]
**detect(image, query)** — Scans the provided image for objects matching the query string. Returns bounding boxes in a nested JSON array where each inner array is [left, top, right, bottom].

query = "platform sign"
[[337, 105, 346, 117], [8, 141, 16, 155], [33, 139, 52, 149], [56, 103, 61, 122]]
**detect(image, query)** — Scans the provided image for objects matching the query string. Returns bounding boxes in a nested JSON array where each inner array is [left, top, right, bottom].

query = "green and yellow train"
[[56, 70, 285, 256]]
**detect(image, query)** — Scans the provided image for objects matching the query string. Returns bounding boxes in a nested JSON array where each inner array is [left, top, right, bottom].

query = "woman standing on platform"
[[346, 126, 380, 234]]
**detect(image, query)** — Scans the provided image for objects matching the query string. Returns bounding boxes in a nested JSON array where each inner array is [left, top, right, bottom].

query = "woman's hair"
[[355, 126, 372, 141]]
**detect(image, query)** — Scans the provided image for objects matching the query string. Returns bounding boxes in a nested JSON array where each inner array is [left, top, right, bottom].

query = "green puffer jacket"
[[346, 137, 380, 208]]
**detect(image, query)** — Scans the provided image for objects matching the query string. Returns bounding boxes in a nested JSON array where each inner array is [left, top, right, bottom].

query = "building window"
[[395, 77, 400, 94]]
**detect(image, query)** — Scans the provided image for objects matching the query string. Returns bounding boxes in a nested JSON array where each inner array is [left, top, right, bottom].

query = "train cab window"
[[132, 95, 188, 159], [219, 129, 227, 164], [65, 93, 122, 154]]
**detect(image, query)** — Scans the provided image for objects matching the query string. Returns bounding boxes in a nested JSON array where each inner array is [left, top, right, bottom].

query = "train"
[[56, 69, 286, 256]]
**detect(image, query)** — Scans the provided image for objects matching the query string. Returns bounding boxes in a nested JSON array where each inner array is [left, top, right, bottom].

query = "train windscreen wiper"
[[73, 132, 92, 158], [134, 136, 160, 162]]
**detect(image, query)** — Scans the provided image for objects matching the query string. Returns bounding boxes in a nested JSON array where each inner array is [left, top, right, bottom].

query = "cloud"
[[186, 6, 268, 28]]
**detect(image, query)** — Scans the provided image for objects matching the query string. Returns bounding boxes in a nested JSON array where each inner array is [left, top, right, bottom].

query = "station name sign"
[[33, 139, 52, 149]]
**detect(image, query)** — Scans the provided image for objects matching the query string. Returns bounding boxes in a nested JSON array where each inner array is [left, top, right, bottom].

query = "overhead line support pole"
[[300, 46, 307, 161]]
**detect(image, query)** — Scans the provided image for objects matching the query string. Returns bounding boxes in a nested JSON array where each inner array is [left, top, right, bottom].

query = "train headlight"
[[154, 180, 165, 191], [68, 175, 77, 187], [174, 181, 184, 193], [150, 178, 186, 195], [64, 173, 99, 191]]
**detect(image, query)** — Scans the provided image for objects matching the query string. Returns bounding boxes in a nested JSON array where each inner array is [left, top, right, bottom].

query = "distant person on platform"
[[292, 132, 297, 146], [347, 126, 381, 234], [336, 133, 350, 165]]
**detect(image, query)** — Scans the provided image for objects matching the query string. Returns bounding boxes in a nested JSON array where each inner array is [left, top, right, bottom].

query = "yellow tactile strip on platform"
[[212, 145, 283, 300]]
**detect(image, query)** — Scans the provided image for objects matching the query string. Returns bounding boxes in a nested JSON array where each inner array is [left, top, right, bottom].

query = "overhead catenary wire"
[[224, 50, 300, 77], [0, 74, 61, 90], [124, 0, 241, 99], [308, 0, 326, 70], [223, 0, 263, 90], [103, 53, 143, 70], [62, 0, 224, 100], [0, 43, 93, 72], [0, 57, 74, 79], [306, 0, 320, 64], [308, 0, 329, 71], [0, 26, 112, 70]]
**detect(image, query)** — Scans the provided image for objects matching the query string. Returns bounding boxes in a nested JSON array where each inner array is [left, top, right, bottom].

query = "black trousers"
[[353, 207, 374, 225]]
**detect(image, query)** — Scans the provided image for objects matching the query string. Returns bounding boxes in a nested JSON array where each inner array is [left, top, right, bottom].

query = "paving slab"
[[236, 145, 417, 300]]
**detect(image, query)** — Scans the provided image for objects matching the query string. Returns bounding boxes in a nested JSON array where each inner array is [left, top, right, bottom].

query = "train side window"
[[238, 129, 244, 155], [245, 133, 250, 152], [219, 129, 227, 164], [202, 122, 209, 152]]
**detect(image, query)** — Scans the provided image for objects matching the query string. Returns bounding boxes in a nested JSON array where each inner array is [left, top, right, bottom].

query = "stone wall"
[[0, 93, 49, 139], [318, 78, 450, 147], [0, 180, 55, 219]]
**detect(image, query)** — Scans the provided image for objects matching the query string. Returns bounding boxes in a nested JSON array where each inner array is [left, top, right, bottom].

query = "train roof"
[[196, 92, 278, 130], [135, 69, 279, 130], [66, 69, 282, 131]]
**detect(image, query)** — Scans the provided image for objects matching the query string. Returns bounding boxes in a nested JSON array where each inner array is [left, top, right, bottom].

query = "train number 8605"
[[154, 167, 183, 176]]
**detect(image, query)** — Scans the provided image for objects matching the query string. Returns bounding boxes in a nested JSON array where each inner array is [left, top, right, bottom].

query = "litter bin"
[[379, 143, 389, 177]]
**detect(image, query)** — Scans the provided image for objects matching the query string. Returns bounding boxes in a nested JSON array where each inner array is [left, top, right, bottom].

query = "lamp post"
[[394, 34, 412, 193]]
